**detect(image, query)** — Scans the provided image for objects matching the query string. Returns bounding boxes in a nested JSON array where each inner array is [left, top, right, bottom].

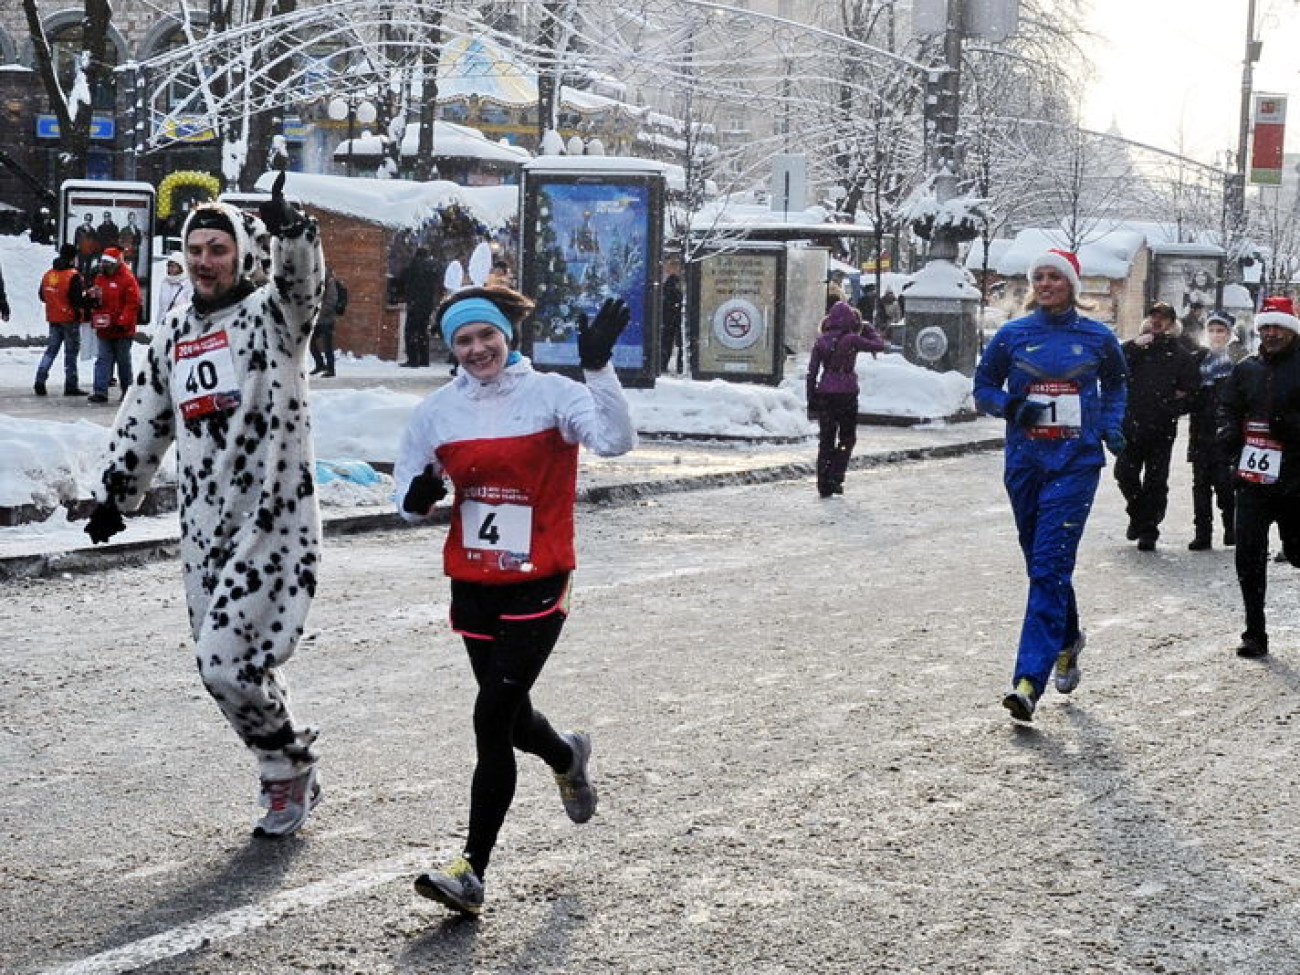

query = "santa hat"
[[1255, 295, 1300, 334], [1029, 249, 1081, 295], [101, 247, 123, 263]]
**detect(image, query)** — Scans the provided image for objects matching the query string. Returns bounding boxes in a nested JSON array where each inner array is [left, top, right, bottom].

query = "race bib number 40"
[[1025, 380, 1082, 439], [1238, 421, 1283, 485], [173, 330, 241, 419]]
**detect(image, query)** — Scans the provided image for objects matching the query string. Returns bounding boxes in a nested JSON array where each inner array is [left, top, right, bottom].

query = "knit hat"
[[101, 247, 123, 264], [184, 206, 237, 241], [182, 202, 259, 283], [1255, 295, 1300, 334], [439, 296, 515, 347], [1029, 249, 1081, 295]]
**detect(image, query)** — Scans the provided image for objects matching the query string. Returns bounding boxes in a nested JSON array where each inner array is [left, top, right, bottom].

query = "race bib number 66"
[[1238, 421, 1283, 485]]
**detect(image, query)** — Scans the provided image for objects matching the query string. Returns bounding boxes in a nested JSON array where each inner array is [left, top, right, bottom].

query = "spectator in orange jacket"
[[87, 247, 142, 404], [35, 243, 86, 396]]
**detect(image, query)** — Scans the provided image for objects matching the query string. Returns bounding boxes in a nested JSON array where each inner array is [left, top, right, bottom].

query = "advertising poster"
[[1250, 94, 1287, 186], [1151, 253, 1222, 322], [690, 246, 784, 384], [521, 162, 664, 387], [60, 180, 157, 324]]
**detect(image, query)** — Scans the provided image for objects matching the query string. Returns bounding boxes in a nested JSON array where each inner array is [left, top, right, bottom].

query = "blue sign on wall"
[[36, 115, 116, 141]]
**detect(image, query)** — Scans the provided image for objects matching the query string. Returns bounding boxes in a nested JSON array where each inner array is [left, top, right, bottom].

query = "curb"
[[0, 437, 1003, 582]]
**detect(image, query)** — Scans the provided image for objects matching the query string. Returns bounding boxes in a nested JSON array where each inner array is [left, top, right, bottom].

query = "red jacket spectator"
[[88, 248, 141, 339]]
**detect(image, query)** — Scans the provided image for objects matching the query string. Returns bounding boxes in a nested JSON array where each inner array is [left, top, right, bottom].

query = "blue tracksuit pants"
[[1003, 462, 1099, 693]]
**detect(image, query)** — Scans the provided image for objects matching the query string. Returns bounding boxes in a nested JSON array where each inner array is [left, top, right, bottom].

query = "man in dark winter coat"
[[1113, 301, 1201, 550], [659, 255, 685, 373], [398, 247, 441, 366], [1216, 295, 1300, 659]]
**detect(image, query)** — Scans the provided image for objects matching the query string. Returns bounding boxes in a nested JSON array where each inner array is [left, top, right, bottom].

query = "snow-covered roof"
[[690, 197, 875, 236], [254, 172, 519, 231], [970, 222, 1225, 280], [435, 35, 647, 120], [982, 227, 1145, 280], [336, 120, 530, 165], [522, 155, 671, 177]]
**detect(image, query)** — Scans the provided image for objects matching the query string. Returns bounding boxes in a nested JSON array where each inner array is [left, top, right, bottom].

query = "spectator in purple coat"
[[807, 300, 886, 497]]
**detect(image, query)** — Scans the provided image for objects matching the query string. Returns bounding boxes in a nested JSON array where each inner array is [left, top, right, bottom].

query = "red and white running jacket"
[[395, 358, 637, 583]]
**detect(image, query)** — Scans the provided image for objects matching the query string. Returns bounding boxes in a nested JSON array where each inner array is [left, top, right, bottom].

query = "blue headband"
[[440, 297, 514, 347]]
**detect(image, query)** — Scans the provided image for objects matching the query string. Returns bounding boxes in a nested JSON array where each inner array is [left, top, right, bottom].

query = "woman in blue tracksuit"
[[974, 250, 1128, 722]]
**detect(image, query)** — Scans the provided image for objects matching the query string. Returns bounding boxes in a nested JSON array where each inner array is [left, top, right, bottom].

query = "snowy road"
[[3, 448, 1300, 974]]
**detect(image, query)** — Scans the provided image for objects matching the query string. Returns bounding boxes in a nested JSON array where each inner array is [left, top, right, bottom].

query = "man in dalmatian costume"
[[85, 174, 326, 837]]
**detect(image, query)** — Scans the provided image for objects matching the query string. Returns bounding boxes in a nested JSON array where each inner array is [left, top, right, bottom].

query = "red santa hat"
[[1029, 249, 1081, 295], [1255, 295, 1300, 334], [101, 247, 123, 263]]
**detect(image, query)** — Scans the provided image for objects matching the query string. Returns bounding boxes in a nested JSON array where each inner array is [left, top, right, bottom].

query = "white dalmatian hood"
[[181, 201, 266, 285]]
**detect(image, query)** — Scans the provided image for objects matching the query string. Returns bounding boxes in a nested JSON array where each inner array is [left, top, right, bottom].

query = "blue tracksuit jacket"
[[974, 306, 1128, 693]]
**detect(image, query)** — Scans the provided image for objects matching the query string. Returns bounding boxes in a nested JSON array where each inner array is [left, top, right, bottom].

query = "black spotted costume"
[[95, 201, 324, 782]]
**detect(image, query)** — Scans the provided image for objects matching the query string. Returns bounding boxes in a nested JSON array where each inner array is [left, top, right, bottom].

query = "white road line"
[[38, 852, 429, 975]]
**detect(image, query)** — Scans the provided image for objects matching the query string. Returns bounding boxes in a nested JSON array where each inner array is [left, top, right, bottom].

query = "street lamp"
[[328, 95, 378, 177]]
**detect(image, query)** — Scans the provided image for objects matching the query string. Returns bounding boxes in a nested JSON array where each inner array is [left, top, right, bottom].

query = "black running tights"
[[451, 575, 574, 879]]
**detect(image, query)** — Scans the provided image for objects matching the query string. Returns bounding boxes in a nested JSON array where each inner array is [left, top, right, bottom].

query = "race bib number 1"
[[1238, 421, 1283, 485], [173, 330, 241, 419], [1025, 380, 1082, 439]]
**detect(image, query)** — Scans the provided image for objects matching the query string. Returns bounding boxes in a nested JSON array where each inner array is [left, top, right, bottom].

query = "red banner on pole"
[[1251, 94, 1287, 185]]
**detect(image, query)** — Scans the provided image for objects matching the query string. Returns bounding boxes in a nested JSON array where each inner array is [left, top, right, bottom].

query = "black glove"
[[1005, 395, 1047, 428], [576, 297, 630, 370], [84, 499, 126, 544], [257, 171, 302, 236], [402, 464, 447, 515]]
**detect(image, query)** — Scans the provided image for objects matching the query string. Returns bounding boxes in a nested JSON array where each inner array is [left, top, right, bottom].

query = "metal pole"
[[1228, 0, 1259, 278]]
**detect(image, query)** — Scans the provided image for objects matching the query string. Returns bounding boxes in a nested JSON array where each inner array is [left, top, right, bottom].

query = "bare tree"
[[21, 0, 112, 180]]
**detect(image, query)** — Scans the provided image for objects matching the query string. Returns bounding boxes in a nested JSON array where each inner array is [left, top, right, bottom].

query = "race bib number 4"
[[1238, 421, 1283, 485], [1025, 380, 1082, 439], [173, 330, 241, 420], [460, 499, 533, 566]]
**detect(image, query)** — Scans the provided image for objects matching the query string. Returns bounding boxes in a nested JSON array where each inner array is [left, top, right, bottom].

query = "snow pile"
[[901, 259, 981, 300], [0, 414, 111, 508], [854, 352, 973, 419], [628, 377, 812, 439], [311, 387, 422, 463], [0, 235, 55, 341]]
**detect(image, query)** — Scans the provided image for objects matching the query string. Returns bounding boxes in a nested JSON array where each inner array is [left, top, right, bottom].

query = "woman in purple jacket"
[[807, 300, 886, 497]]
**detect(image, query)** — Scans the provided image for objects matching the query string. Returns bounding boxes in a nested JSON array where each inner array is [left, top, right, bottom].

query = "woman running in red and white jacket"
[[394, 286, 636, 917]]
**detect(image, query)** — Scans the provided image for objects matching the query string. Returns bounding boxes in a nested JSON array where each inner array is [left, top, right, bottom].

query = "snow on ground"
[[2, 228, 976, 539], [0, 340, 974, 541]]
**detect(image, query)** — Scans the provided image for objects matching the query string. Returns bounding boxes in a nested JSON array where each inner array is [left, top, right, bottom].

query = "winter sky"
[[1082, 0, 1300, 165]]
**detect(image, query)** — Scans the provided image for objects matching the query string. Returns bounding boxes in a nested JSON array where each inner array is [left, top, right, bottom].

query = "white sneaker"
[[254, 765, 321, 837]]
